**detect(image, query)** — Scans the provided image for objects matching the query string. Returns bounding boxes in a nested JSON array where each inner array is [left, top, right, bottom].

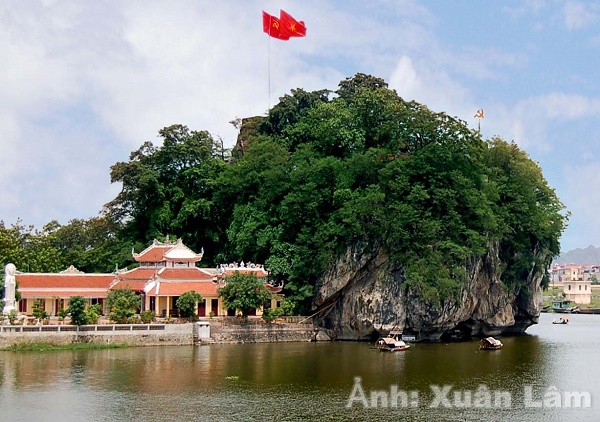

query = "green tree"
[[68, 296, 88, 326], [176, 291, 203, 319], [47, 216, 132, 273], [214, 73, 567, 308], [58, 307, 69, 324], [0, 221, 28, 270], [106, 287, 141, 323], [32, 299, 47, 322], [23, 72, 561, 314], [484, 138, 566, 291], [105, 125, 227, 261], [86, 303, 102, 324], [218, 272, 273, 319], [140, 310, 155, 323]]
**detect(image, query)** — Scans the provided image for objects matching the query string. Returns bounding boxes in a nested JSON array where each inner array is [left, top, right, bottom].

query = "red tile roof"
[[135, 246, 172, 262], [157, 268, 215, 281], [117, 267, 159, 281], [132, 239, 202, 263], [20, 290, 108, 299], [16, 274, 115, 289], [146, 281, 220, 297], [267, 284, 284, 293], [110, 280, 148, 291], [16, 273, 114, 299]]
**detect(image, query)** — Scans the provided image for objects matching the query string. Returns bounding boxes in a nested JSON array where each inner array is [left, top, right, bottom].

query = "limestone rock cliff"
[[313, 242, 542, 341]]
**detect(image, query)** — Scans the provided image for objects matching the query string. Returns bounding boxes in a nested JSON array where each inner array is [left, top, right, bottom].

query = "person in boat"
[[479, 337, 503, 349], [552, 317, 569, 324]]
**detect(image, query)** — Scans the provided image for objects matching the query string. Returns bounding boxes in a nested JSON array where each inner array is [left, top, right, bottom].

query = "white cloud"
[[1, 0, 599, 252], [477, 93, 600, 153], [563, 1, 597, 30], [538, 92, 600, 119]]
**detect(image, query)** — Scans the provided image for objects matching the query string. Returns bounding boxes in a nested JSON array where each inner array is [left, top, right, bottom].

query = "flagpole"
[[267, 13, 272, 112], [474, 109, 484, 134], [268, 33, 271, 111]]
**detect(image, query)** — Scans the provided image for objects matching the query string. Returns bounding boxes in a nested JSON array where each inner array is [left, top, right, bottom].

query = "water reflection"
[[0, 313, 599, 421]]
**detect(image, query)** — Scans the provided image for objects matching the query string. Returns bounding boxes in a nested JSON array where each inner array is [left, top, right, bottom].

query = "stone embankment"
[[205, 321, 316, 344], [0, 318, 322, 348], [0, 324, 192, 348]]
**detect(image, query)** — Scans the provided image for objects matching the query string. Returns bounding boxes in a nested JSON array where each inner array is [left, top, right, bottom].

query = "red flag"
[[279, 9, 306, 38], [262, 11, 289, 40]]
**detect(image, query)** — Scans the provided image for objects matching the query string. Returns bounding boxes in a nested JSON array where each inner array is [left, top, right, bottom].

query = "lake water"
[[1, 312, 599, 421]]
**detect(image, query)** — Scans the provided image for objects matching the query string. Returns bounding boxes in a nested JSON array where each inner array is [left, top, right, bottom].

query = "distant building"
[[550, 263, 596, 304], [550, 263, 600, 284], [15, 238, 284, 317]]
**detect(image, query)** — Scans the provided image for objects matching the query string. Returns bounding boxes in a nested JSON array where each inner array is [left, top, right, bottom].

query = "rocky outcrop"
[[313, 242, 543, 341]]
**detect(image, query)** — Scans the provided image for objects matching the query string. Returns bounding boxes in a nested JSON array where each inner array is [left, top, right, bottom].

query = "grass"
[[1, 342, 132, 352]]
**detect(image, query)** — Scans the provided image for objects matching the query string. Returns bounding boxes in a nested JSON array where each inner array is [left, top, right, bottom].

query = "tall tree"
[[105, 125, 227, 262], [218, 272, 272, 319], [67, 296, 88, 326]]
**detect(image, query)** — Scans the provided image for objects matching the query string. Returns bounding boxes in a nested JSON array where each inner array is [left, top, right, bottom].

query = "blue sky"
[[1, 0, 599, 254]]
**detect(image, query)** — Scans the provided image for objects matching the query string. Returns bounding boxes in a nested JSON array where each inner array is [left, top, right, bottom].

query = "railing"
[[0, 324, 166, 333], [199, 315, 311, 326]]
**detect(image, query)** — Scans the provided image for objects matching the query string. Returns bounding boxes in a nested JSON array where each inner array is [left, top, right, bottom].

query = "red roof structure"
[[17, 265, 114, 299], [11, 238, 284, 317]]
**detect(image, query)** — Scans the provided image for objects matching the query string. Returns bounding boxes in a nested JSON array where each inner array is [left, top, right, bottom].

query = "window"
[[568, 285, 571, 291]]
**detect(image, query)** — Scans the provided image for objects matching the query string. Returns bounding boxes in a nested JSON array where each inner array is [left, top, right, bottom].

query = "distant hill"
[[554, 245, 600, 264]]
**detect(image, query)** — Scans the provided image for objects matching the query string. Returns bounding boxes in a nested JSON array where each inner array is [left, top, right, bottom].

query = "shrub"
[[262, 308, 276, 323], [8, 309, 18, 325], [280, 299, 296, 316], [176, 291, 203, 319], [86, 304, 102, 324], [140, 310, 155, 323], [107, 288, 140, 324], [58, 308, 69, 324], [218, 273, 272, 320], [68, 296, 88, 326]]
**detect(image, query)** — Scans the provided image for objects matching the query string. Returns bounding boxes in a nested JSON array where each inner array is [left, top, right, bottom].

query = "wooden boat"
[[552, 317, 569, 324], [479, 337, 503, 350], [576, 308, 600, 314], [376, 333, 410, 352], [553, 306, 579, 314]]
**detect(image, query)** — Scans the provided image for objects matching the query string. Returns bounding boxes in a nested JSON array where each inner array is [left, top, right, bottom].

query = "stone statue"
[[3, 263, 17, 314]]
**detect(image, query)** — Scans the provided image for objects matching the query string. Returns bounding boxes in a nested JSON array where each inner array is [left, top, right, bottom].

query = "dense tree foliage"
[[105, 125, 227, 262], [0, 73, 567, 313], [218, 272, 273, 318], [0, 217, 129, 274], [213, 73, 566, 306], [176, 291, 203, 318], [67, 296, 87, 326], [106, 287, 141, 323]]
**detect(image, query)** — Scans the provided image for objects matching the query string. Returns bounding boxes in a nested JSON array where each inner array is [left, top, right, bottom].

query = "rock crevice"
[[313, 242, 542, 341]]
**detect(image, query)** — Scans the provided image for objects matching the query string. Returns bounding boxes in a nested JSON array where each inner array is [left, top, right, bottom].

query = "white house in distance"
[[15, 238, 284, 317]]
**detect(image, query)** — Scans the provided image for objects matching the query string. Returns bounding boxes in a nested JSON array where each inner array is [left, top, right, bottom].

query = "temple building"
[[15, 238, 284, 317]]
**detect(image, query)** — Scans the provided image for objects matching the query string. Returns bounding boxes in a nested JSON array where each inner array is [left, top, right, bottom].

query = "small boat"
[[576, 308, 600, 314], [551, 300, 577, 313], [552, 317, 569, 324], [479, 337, 503, 350], [376, 333, 410, 352]]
